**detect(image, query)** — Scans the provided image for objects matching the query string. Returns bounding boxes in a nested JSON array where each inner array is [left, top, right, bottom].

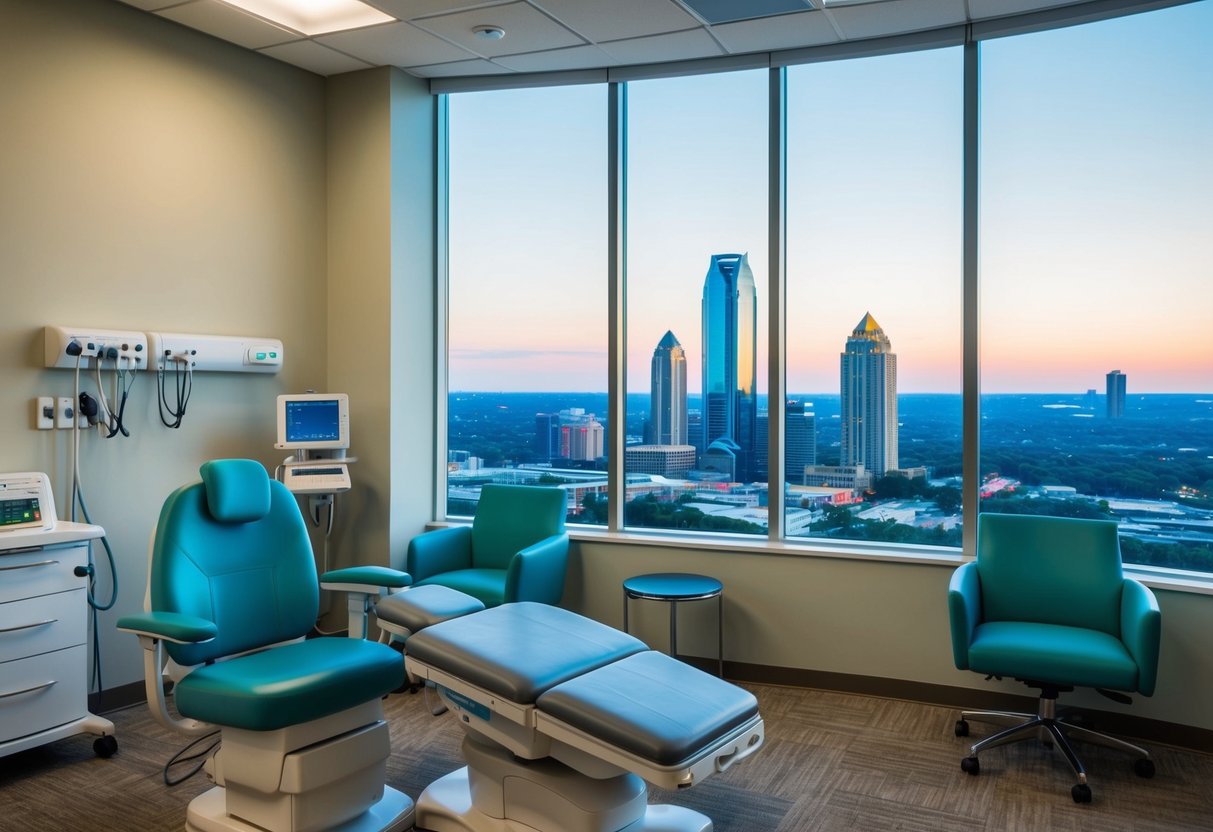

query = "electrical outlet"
[[56, 396, 75, 429], [35, 397, 54, 430]]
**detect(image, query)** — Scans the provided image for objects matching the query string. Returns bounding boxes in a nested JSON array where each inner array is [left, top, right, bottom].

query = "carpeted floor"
[[2, 681, 1211, 831]]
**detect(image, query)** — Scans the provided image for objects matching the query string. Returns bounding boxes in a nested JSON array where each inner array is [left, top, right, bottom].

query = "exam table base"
[[417, 738, 712, 832], [186, 786, 414, 832]]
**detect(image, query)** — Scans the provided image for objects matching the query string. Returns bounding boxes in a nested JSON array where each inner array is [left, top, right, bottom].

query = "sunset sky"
[[448, 0, 1211, 396]]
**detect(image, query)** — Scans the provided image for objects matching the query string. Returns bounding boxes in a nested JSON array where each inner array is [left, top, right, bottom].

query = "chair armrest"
[[320, 565, 412, 594], [948, 562, 982, 671], [1121, 578, 1162, 696], [407, 526, 473, 582], [116, 611, 218, 645], [505, 533, 570, 605]]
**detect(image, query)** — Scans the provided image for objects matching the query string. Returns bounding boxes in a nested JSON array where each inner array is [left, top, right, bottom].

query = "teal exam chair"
[[403, 484, 569, 608], [949, 513, 1161, 803], [118, 460, 414, 832]]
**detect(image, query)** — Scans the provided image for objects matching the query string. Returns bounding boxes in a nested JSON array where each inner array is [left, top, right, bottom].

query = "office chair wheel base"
[[1134, 758, 1156, 778], [954, 719, 969, 737], [93, 735, 118, 758], [961, 756, 980, 775], [1071, 783, 1092, 803]]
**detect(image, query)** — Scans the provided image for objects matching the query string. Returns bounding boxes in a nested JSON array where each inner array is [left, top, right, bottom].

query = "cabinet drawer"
[[0, 644, 87, 743], [0, 589, 86, 664], [0, 545, 86, 604]]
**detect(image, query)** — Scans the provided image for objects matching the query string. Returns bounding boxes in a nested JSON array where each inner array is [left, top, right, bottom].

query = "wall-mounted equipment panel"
[[43, 326, 148, 371], [146, 332, 283, 374]]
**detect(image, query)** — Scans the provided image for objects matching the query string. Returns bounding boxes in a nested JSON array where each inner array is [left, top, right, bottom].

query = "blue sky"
[[447, 0, 1211, 395]]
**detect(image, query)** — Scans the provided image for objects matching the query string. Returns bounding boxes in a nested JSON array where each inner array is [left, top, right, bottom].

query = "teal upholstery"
[[950, 513, 1160, 696], [137, 459, 404, 727], [407, 484, 569, 607], [949, 513, 1162, 799]]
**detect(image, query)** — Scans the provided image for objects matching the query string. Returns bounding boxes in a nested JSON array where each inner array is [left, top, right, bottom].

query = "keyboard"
[[285, 464, 351, 494]]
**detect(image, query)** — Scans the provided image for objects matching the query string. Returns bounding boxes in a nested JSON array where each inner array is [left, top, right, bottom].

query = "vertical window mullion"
[[608, 81, 627, 533], [768, 67, 788, 542], [961, 34, 980, 557]]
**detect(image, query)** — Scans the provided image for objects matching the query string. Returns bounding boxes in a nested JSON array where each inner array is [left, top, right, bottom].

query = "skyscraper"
[[701, 253, 757, 482], [785, 400, 817, 482], [840, 312, 898, 477], [649, 330, 688, 446], [1107, 370, 1126, 418]]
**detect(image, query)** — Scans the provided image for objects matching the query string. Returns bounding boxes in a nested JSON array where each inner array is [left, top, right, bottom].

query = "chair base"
[[958, 695, 1154, 802], [186, 785, 414, 832]]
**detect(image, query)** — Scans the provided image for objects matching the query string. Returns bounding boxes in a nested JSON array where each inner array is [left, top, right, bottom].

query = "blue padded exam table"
[[405, 602, 765, 832]]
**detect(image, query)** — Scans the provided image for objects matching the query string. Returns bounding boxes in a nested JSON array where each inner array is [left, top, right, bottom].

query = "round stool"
[[622, 573, 723, 678]]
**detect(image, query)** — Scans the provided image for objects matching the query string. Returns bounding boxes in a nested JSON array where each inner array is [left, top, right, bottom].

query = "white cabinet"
[[0, 523, 116, 758]]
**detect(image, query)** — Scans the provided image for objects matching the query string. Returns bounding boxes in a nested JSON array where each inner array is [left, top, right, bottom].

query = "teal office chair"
[[949, 513, 1161, 803], [404, 484, 569, 608], [118, 459, 414, 832]]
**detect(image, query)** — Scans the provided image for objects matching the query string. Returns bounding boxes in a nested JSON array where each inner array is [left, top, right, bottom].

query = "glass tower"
[[650, 330, 688, 445], [701, 253, 757, 482], [1106, 370, 1126, 418], [840, 312, 898, 476]]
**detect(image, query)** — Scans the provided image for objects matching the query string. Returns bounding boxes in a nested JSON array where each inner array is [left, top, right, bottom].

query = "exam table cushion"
[[406, 602, 646, 703], [377, 584, 487, 633], [174, 637, 405, 731], [538, 650, 761, 766]]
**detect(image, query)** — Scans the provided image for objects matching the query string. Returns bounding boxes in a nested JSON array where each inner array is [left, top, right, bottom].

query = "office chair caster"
[[954, 719, 969, 737], [961, 756, 980, 775], [1071, 783, 1092, 803], [1134, 758, 1156, 778], [94, 735, 118, 758]]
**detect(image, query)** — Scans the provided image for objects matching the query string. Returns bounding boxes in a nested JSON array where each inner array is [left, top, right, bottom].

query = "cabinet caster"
[[961, 755, 980, 775], [94, 735, 118, 758]]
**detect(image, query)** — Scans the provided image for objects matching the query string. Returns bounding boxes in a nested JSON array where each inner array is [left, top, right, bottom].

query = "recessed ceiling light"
[[472, 25, 506, 41], [218, 0, 395, 37]]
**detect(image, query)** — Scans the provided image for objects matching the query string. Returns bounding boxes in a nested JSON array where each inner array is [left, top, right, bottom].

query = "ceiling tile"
[[824, 0, 966, 40], [406, 58, 514, 76], [156, 1, 299, 49], [712, 10, 838, 53], [598, 28, 725, 64], [258, 39, 376, 75], [493, 43, 618, 72], [365, 0, 515, 19], [681, 0, 813, 25], [527, 0, 700, 43], [317, 21, 479, 66], [967, 0, 1086, 19], [411, 2, 583, 57]]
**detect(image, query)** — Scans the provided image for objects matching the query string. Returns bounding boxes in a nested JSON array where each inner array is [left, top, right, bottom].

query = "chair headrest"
[[200, 459, 272, 524]]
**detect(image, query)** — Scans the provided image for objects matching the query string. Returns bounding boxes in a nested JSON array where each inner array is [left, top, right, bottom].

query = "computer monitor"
[[275, 393, 350, 451]]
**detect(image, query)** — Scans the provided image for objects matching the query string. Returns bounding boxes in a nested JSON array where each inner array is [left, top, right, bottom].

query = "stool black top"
[[623, 573, 722, 602]]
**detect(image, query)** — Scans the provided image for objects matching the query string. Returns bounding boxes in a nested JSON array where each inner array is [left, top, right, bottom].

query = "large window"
[[446, 85, 608, 524], [443, 1, 1213, 574], [979, 1, 1213, 572], [620, 70, 769, 536], [786, 48, 963, 545]]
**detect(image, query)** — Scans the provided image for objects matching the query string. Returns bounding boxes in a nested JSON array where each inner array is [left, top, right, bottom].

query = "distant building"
[[701, 253, 758, 482], [804, 464, 873, 495], [625, 445, 697, 477], [1107, 370, 1126, 418], [755, 401, 817, 484], [841, 312, 898, 476], [887, 466, 928, 481], [650, 330, 688, 446], [566, 419, 604, 461]]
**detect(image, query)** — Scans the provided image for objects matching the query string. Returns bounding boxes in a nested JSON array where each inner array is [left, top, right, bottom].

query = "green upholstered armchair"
[[949, 513, 1161, 803], [406, 484, 569, 607], [117, 460, 413, 832]]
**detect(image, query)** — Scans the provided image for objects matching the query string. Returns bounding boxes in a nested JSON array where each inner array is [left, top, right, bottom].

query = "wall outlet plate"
[[56, 397, 75, 429], [35, 397, 54, 430]]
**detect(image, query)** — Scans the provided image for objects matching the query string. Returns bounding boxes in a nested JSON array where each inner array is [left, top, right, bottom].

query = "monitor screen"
[[275, 393, 349, 451]]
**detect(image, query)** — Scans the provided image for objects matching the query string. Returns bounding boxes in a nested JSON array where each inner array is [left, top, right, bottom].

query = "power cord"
[[163, 730, 221, 786]]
